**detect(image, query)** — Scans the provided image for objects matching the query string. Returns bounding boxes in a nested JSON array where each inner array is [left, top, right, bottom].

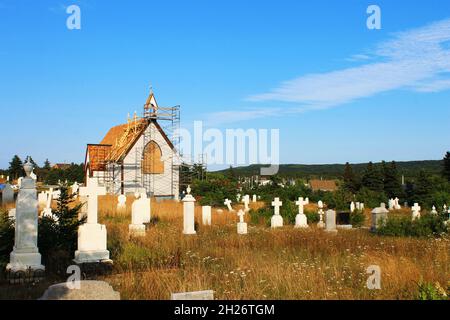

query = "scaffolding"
[[91, 89, 206, 198]]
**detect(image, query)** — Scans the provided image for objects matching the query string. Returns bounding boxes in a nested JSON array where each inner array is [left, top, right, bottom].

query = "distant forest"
[[215, 160, 444, 179]]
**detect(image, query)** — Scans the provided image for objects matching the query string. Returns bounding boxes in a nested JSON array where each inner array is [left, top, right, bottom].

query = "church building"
[[84, 91, 181, 199]]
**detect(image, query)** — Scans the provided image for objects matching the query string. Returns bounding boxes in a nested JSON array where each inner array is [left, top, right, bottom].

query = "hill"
[[215, 160, 443, 179]]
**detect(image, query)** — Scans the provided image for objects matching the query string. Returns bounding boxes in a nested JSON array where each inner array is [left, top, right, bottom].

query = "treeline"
[[218, 160, 444, 179], [3, 155, 84, 184]]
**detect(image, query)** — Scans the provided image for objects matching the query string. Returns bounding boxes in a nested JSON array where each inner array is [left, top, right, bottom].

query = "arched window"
[[142, 141, 164, 174]]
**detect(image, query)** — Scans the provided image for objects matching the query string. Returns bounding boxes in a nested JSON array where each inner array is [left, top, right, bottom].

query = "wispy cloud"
[[208, 18, 450, 124]]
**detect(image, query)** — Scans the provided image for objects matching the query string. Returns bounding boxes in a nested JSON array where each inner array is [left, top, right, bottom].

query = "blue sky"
[[0, 0, 449, 170]]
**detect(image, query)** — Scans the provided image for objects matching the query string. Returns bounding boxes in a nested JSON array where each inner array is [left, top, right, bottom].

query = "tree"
[[43, 159, 51, 170], [361, 162, 384, 192], [27, 156, 39, 169], [8, 155, 24, 180], [411, 170, 433, 207], [343, 162, 358, 193], [383, 161, 403, 198], [226, 165, 236, 182], [442, 151, 450, 182]]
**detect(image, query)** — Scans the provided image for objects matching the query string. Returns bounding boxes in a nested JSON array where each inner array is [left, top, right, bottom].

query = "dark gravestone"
[[337, 212, 350, 225]]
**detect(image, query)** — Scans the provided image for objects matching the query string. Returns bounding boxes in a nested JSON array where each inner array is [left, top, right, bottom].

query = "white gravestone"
[[394, 197, 401, 210], [75, 178, 111, 264], [71, 182, 79, 197], [41, 190, 54, 220], [237, 209, 248, 234], [224, 198, 233, 212], [52, 189, 61, 200], [117, 194, 126, 213], [430, 205, 438, 215], [38, 191, 48, 207], [252, 194, 257, 203], [411, 203, 421, 221], [371, 203, 389, 231], [388, 198, 394, 211], [271, 197, 283, 228], [236, 194, 241, 202], [171, 290, 214, 300], [350, 202, 355, 213], [2, 183, 14, 204], [294, 197, 308, 228], [325, 209, 338, 233], [8, 208, 16, 219], [242, 195, 250, 212], [129, 197, 146, 237], [182, 186, 196, 235], [317, 200, 325, 228], [304, 197, 309, 205], [138, 193, 151, 223], [202, 206, 212, 226], [360, 203, 365, 211], [355, 202, 360, 211], [7, 159, 45, 273]]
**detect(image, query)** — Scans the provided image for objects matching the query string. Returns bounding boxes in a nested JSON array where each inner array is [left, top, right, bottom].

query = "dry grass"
[[92, 198, 449, 300]]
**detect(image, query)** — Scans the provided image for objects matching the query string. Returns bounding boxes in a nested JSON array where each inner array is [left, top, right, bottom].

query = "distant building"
[[52, 163, 72, 170], [309, 179, 338, 192]]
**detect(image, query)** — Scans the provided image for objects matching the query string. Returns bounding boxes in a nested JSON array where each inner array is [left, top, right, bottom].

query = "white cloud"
[[206, 18, 450, 123]]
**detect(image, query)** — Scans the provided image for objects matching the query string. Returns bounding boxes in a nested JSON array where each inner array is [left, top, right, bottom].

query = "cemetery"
[[0, 154, 449, 300]]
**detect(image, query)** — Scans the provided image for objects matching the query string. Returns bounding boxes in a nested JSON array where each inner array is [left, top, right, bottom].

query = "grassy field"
[[0, 196, 449, 300]]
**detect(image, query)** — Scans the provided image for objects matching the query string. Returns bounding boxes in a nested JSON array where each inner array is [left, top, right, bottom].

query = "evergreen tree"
[[361, 162, 384, 192], [8, 155, 24, 180], [383, 161, 403, 198], [411, 170, 433, 207], [442, 151, 450, 182], [343, 162, 358, 193], [43, 159, 51, 170], [27, 156, 39, 169], [226, 165, 236, 181]]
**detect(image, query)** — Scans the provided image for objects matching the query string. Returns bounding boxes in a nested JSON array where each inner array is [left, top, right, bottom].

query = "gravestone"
[[325, 210, 337, 233], [171, 290, 214, 300], [2, 183, 14, 204], [40, 281, 120, 300], [294, 197, 308, 228], [8, 208, 16, 219], [38, 191, 47, 207], [336, 212, 350, 225], [388, 198, 394, 210], [202, 206, 212, 226], [371, 203, 389, 231], [129, 197, 146, 237], [236, 194, 241, 202], [394, 197, 401, 210], [242, 195, 250, 212], [6, 159, 45, 275], [355, 202, 360, 211], [52, 189, 61, 200], [430, 205, 438, 215], [271, 197, 283, 228], [252, 194, 257, 203], [237, 209, 247, 234], [350, 202, 355, 213], [71, 182, 79, 197], [317, 200, 325, 228], [41, 190, 54, 220], [182, 186, 196, 235], [75, 178, 111, 264], [411, 203, 421, 221], [138, 193, 151, 223], [224, 198, 233, 212], [117, 194, 126, 214]]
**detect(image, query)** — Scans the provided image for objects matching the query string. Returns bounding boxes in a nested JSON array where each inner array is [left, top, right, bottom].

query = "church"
[[84, 90, 181, 200]]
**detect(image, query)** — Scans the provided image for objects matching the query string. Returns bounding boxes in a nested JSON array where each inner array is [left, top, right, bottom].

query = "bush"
[[417, 281, 448, 300], [356, 187, 387, 209], [305, 210, 319, 223], [0, 210, 14, 267], [377, 214, 448, 237], [349, 210, 365, 227], [249, 207, 272, 227]]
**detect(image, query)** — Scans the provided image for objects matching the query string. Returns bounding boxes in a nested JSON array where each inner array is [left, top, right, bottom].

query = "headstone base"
[[317, 221, 325, 228], [237, 222, 248, 234], [6, 252, 45, 273], [294, 214, 309, 228], [337, 224, 353, 230], [74, 250, 111, 264], [271, 215, 283, 228], [129, 224, 146, 237]]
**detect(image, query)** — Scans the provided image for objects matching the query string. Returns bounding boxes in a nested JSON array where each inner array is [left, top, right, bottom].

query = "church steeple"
[[144, 86, 159, 117]]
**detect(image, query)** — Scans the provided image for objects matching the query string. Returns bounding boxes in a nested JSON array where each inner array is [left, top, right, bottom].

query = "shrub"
[[417, 281, 448, 300], [350, 210, 365, 227], [0, 210, 14, 267], [305, 210, 319, 223], [356, 187, 387, 209], [377, 214, 448, 237]]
